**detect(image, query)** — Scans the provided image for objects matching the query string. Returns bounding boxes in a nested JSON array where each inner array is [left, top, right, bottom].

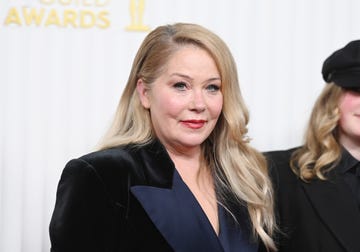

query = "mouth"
[[181, 120, 207, 129]]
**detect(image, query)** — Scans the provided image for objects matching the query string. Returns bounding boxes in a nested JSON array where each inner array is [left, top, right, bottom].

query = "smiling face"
[[338, 89, 360, 149], [137, 45, 223, 153]]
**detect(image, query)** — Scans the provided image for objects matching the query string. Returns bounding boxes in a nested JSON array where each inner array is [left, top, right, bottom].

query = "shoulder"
[[61, 140, 174, 189], [59, 145, 147, 194], [56, 144, 164, 210], [264, 147, 298, 171], [79, 145, 140, 172], [64, 144, 149, 184], [264, 147, 298, 165], [264, 147, 301, 189]]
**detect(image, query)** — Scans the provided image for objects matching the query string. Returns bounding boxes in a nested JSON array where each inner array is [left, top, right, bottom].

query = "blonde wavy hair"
[[290, 83, 344, 181], [98, 23, 276, 251]]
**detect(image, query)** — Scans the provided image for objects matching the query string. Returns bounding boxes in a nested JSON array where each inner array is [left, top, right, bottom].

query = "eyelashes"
[[206, 84, 220, 92], [172, 82, 221, 93], [173, 82, 187, 90]]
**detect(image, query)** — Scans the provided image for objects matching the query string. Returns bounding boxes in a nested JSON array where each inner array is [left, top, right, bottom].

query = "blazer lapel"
[[131, 171, 224, 252], [301, 175, 360, 252], [131, 140, 224, 252]]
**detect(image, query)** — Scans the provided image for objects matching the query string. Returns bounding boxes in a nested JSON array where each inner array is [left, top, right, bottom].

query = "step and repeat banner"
[[1, 0, 360, 251]]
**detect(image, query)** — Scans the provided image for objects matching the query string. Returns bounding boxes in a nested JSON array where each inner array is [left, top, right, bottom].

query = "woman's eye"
[[173, 82, 187, 90], [206, 84, 220, 92]]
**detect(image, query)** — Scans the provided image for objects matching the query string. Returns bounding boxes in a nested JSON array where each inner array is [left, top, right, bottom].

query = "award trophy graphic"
[[126, 0, 150, 31]]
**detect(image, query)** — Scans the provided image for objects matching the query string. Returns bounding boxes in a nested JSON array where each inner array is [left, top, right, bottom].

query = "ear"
[[136, 79, 151, 109]]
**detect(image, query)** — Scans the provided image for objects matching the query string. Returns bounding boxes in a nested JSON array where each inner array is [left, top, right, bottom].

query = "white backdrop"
[[1, 0, 360, 251]]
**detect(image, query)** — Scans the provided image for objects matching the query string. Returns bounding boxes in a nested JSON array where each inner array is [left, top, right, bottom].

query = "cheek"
[[339, 97, 352, 113], [338, 115, 347, 132], [339, 92, 360, 113], [209, 96, 223, 118], [338, 94, 358, 129], [152, 93, 185, 116], [338, 102, 349, 129], [338, 96, 355, 122]]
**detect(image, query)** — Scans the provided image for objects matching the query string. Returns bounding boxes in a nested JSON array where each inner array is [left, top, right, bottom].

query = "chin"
[[188, 140, 208, 147]]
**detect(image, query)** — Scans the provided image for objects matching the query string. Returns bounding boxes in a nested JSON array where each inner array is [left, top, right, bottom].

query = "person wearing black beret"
[[267, 40, 360, 252]]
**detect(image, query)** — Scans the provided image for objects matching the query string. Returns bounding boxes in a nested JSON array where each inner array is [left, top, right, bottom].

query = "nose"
[[190, 89, 206, 112]]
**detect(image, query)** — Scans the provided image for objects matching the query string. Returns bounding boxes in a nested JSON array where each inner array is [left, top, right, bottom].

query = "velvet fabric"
[[49, 140, 257, 252]]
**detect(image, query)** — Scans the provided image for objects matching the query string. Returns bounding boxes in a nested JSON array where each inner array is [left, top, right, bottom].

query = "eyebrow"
[[170, 73, 221, 82]]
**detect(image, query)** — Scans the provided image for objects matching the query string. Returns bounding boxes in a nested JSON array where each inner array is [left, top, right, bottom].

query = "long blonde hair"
[[290, 83, 344, 181], [98, 23, 276, 251]]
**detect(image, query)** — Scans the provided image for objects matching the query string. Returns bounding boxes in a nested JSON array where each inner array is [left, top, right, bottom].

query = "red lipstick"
[[181, 120, 206, 129]]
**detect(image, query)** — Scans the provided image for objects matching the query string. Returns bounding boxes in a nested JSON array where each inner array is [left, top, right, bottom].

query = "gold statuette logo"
[[125, 0, 150, 31]]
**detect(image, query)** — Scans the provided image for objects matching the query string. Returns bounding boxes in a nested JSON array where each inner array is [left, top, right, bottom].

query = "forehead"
[[165, 45, 218, 71]]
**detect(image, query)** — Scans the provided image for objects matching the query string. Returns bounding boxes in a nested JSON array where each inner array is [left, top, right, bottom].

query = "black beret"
[[322, 40, 360, 88]]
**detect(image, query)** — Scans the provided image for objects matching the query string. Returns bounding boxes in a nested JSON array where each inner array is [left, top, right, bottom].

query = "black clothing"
[[267, 148, 360, 252]]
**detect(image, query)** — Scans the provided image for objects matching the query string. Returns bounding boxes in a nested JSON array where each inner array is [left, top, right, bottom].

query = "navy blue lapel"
[[301, 173, 360, 252], [131, 170, 224, 252], [218, 206, 258, 252]]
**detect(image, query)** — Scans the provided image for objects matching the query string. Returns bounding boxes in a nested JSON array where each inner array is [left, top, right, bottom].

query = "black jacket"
[[49, 140, 258, 252], [266, 148, 360, 252]]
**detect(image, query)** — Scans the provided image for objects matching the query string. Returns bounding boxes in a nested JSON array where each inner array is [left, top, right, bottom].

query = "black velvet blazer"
[[266, 149, 360, 252], [49, 140, 258, 252]]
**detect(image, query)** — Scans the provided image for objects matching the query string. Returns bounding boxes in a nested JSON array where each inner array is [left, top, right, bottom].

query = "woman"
[[267, 40, 360, 252], [49, 23, 276, 252]]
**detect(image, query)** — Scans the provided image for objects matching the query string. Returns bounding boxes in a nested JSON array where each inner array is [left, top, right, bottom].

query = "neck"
[[345, 146, 360, 161], [168, 149, 202, 174], [340, 136, 360, 160], [165, 144, 211, 185]]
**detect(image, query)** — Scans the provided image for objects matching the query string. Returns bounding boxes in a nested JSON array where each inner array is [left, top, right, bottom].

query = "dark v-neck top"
[[155, 168, 258, 252]]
